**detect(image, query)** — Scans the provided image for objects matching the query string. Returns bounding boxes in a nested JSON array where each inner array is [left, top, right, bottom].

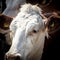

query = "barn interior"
[[0, 0, 60, 60]]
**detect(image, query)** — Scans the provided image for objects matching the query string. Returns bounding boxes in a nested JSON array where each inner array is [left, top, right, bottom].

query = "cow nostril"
[[15, 56, 21, 60], [5, 54, 22, 60]]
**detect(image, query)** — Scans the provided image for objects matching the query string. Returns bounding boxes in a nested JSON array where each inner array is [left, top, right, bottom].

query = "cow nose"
[[5, 54, 22, 60]]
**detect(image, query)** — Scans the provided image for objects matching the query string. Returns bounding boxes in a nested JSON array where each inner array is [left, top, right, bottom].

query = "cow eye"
[[4, 23, 9, 28], [50, 21, 54, 28], [48, 17, 60, 34], [33, 30, 37, 33]]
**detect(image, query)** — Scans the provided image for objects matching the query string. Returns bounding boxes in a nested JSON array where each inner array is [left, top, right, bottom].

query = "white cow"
[[5, 4, 48, 60]]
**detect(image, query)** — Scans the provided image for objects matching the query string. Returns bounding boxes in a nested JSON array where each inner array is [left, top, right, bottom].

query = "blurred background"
[[0, 0, 60, 13], [0, 0, 6, 13]]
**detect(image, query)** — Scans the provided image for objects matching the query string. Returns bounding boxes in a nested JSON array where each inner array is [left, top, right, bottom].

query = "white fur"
[[6, 4, 48, 60]]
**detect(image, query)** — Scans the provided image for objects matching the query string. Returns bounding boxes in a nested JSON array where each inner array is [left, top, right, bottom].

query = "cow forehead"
[[10, 4, 44, 32], [10, 12, 43, 32]]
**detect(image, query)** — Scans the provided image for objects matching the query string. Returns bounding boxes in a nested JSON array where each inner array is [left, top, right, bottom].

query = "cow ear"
[[0, 14, 13, 30]]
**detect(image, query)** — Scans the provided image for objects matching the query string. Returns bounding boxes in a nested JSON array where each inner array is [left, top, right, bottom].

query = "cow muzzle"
[[5, 53, 22, 60]]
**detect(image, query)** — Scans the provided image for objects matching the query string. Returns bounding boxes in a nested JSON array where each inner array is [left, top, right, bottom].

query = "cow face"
[[5, 4, 48, 60]]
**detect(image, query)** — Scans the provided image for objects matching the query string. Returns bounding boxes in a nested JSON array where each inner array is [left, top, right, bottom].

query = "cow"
[[4, 4, 49, 60], [0, 14, 13, 60], [4, 3, 60, 60], [0, 14, 13, 45]]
